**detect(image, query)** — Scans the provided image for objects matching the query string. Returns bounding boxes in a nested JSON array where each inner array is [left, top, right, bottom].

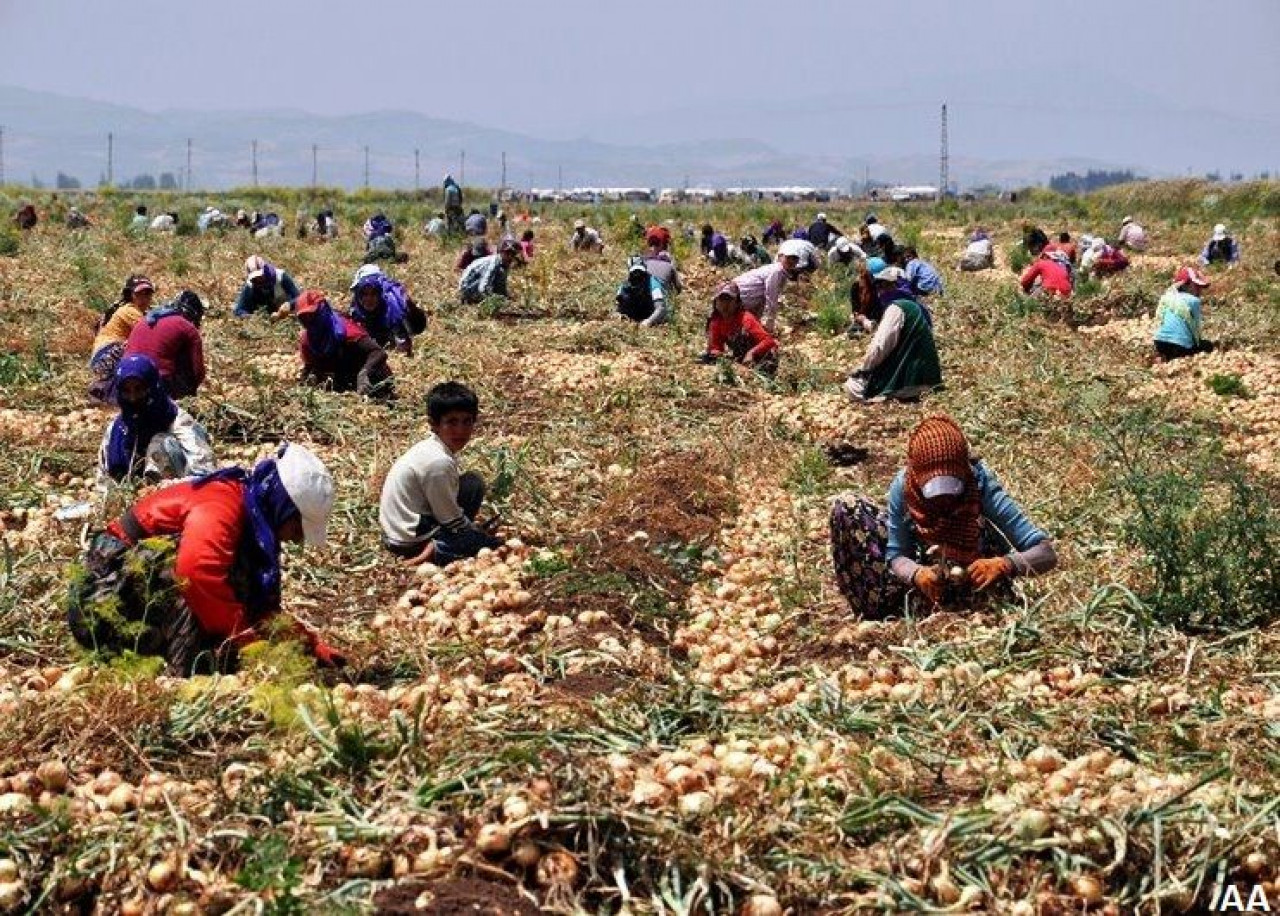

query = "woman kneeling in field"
[[844, 259, 941, 402], [698, 282, 778, 374], [830, 416, 1057, 617], [67, 443, 345, 675]]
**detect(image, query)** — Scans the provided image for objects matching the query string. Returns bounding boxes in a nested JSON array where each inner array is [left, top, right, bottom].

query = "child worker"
[[379, 382, 502, 567], [698, 281, 779, 374]]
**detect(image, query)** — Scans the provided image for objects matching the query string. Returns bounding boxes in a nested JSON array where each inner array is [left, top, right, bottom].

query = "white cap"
[[350, 263, 382, 289], [922, 476, 966, 499], [573, 219, 586, 230], [1212, 223, 1227, 240], [275, 443, 334, 547], [816, 212, 827, 221], [872, 264, 905, 282], [1121, 216, 1133, 226]]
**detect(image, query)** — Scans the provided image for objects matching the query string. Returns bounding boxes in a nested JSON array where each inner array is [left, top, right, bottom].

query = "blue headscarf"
[[144, 291, 204, 328], [105, 355, 179, 480], [302, 299, 349, 360], [350, 274, 407, 337], [192, 446, 299, 618]]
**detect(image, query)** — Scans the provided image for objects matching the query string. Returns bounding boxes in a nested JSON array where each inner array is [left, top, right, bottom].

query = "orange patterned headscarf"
[[905, 416, 982, 565]]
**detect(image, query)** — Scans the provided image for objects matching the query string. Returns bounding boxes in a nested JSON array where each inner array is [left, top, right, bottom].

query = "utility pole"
[[938, 103, 949, 201], [185, 138, 193, 191], [251, 140, 258, 187], [414, 148, 420, 191], [311, 144, 318, 187], [363, 145, 370, 189], [107, 132, 114, 186], [459, 149, 465, 185], [0, 126, 5, 187], [500, 151, 507, 194], [557, 164, 563, 193]]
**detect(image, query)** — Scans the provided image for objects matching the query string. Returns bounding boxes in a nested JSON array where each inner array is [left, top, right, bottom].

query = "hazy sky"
[[2, 0, 1277, 134]]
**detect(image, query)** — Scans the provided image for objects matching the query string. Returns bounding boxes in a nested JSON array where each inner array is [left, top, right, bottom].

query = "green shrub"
[[0, 226, 18, 257], [1206, 373, 1249, 398], [1117, 465, 1278, 633], [1007, 244, 1031, 273]]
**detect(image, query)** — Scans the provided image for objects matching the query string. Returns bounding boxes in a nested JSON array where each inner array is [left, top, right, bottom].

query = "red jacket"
[[708, 310, 778, 362], [1019, 256, 1073, 297], [107, 478, 257, 639], [123, 315, 206, 397]]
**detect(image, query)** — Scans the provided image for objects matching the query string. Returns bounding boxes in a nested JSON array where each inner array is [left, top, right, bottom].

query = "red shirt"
[[1020, 256, 1073, 297], [708, 310, 778, 362], [108, 478, 257, 639], [123, 315, 206, 397]]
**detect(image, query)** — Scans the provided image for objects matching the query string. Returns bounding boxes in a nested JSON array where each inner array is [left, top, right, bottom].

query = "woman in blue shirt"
[[831, 415, 1058, 617], [1153, 266, 1214, 360]]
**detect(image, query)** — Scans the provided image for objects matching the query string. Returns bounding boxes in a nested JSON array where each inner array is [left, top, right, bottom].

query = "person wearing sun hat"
[[234, 255, 302, 317], [294, 289, 393, 398], [1153, 266, 1215, 361], [844, 257, 941, 402], [67, 442, 345, 674], [1117, 216, 1148, 251], [570, 218, 605, 252], [829, 415, 1058, 617], [1199, 223, 1240, 265]]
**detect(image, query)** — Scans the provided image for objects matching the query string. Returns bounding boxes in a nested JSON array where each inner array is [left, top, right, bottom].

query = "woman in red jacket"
[[295, 289, 393, 398], [66, 443, 345, 674], [698, 281, 779, 373]]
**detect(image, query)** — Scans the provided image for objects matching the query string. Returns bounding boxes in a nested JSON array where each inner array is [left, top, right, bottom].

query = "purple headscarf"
[[350, 275, 408, 337], [303, 300, 349, 360], [105, 355, 179, 480]]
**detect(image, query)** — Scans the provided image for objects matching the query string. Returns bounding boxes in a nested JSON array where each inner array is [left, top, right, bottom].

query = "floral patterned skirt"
[[829, 496, 911, 618]]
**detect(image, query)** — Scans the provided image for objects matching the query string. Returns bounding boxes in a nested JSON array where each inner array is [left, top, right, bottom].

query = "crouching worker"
[[615, 258, 669, 327], [379, 382, 502, 566], [830, 415, 1057, 618], [295, 290, 394, 398], [845, 259, 941, 402], [97, 356, 215, 490], [698, 282, 778, 374], [1153, 266, 1214, 361], [349, 265, 427, 355], [67, 443, 344, 675]]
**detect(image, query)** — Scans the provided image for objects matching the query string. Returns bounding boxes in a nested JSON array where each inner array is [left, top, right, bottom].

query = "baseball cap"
[[132, 276, 156, 295], [714, 281, 741, 301], [245, 255, 269, 281], [1212, 223, 1227, 240], [573, 219, 586, 230], [1173, 266, 1210, 288], [865, 256, 889, 277], [350, 264, 382, 290], [816, 212, 827, 221], [274, 443, 335, 548], [1121, 216, 1133, 226], [921, 476, 966, 499]]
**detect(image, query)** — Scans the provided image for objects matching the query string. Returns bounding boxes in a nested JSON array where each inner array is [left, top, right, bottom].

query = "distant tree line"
[[1048, 170, 1142, 194]]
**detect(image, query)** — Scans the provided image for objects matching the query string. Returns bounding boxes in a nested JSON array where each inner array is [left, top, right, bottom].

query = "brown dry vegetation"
[[0, 183, 1276, 914]]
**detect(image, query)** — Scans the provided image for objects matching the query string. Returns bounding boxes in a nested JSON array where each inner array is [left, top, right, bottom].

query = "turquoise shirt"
[[1153, 287, 1201, 349]]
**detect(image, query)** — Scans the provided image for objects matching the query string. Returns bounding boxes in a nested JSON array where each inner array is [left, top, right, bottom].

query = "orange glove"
[[912, 567, 945, 604], [968, 556, 1014, 591]]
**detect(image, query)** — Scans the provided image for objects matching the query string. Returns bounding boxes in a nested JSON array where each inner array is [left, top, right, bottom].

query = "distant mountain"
[[0, 84, 1153, 192]]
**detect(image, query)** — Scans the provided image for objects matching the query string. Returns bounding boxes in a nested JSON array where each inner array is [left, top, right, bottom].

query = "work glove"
[[968, 556, 1014, 591], [309, 638, 348, 669], [912, 567, 945, 605]]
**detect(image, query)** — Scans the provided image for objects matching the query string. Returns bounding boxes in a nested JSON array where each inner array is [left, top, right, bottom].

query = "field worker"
[[235, 255, 301, 317], [698, 281, 778, 373], [363, 213, 402, 263], [14, 203, 37, 230], [861, 213, 896, 260], [959, 229, 994, 271], [845, 258, 941, 402], [66, 207, 92, 230], [762, 219, 786, 246], [1081, 235, 1129, 276], [251, 211, 283, 238], [96, 355, 215, 489], [130, 205, 149, 232], [570, 219, 605, 253], [1199, 223, 1240, 265], [829, 415, 1057, 617], [778, 237, 821, 275], [1117, 216, 1148, 251], [731, 251, 801, 332], [67, 442, 344, 675], [348, 264, 427, 356], [235, 209, 251, 230], [1019, 239, 1074, 299], [902, 247, 944, 298], [315, 210, 338, 239], [464, 208, 488, 238], [807, 213, 844, 249], [828, 236, 866, 268], [519, 229, 536, 261], [123, 290, 207, 399], [702, 225, 730, 266], [1153, 266, 1215, 361], [149, 211, 178, 233], [89, 275, 155, 404], [379, 382, 502, 567], [425, 212, 447, 238], [615, 257, 669, 327], [295, 290, 393, 398], [459, 238, 521, 304], [644, 227, 683, 293], [1044, 231, 1078, 264], [739, 235, 772, 267], [443, 174, 465, 233], [197, 207, 228, 233], [455, 237, 492, 272]]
